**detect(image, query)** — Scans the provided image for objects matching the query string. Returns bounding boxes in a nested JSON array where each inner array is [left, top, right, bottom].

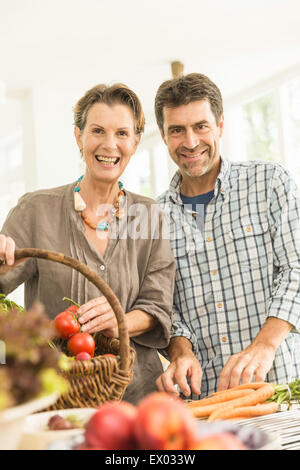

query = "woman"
[[0, 83, 175, 404]]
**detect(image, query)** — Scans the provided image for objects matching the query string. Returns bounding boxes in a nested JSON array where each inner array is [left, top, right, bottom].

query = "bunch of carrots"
[[186, 382, 278, 421]]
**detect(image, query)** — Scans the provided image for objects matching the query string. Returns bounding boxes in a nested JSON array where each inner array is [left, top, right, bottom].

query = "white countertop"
[[233, 405, 300, 450]]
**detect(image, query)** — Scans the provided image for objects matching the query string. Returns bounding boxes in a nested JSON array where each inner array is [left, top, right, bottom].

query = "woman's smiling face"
[[75, 102, 140, 184]]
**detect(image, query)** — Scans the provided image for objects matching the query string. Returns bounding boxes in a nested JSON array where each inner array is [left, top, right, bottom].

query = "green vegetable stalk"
[[268, 379, 300, 408], [0, 293, 24, 314], [62, 297, 80, 308]]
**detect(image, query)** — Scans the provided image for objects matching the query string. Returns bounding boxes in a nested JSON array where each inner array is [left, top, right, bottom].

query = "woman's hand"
[[0, 234, 16, 265], [77, 296, 119, 337]]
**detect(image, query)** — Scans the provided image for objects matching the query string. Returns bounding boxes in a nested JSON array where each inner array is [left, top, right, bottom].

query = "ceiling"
[[1, 0, 300, 123]]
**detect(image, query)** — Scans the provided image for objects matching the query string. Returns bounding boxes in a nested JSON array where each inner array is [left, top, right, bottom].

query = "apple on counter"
[[134, 392, 196, 450], [84, 402, 137, 450], [77, 392, 247, 451], [189, 433, 246, 450]]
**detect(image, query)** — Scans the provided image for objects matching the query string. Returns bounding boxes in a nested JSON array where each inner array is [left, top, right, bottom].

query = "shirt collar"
[[216, 156, 231, 195], [168, 156, 231, 204]]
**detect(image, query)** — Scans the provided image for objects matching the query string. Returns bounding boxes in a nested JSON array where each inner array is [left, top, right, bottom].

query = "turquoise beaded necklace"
[[74, 175, 125, 231]]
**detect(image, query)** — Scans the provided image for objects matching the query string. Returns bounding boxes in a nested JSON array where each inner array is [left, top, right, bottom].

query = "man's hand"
[[155, 337, 202, 397], [217, 342, 276, 391], [218, 317, 293, 391]]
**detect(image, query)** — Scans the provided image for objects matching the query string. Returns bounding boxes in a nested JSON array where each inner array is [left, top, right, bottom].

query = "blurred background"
[[1, 0, 300, 304]]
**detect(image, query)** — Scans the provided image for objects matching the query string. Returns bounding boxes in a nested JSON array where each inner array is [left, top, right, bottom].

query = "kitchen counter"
[[233, 405, 300, 450]]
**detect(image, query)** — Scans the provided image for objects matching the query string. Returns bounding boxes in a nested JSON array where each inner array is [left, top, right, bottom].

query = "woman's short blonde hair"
[[73, 83, 145, 134]]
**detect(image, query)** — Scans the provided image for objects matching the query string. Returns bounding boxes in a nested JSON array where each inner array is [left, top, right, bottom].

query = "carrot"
[[208, 402, 279, 422], [190, 403, 226, 418], [226, 417, 251, 421], [207, 383, 276, 421], [191, 383, 275, 418], [212, 382, 268, 396], [186, 389, 255, 408]]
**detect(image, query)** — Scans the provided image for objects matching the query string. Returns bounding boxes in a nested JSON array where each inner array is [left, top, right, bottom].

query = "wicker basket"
[[3, 248, 136, 409]]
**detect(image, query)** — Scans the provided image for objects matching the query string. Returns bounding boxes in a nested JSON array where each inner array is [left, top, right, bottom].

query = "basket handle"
[[0, 248, 131, 372]]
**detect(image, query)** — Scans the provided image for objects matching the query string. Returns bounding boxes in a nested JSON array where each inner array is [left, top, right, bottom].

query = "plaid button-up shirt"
[[157, 158, 300, 398]]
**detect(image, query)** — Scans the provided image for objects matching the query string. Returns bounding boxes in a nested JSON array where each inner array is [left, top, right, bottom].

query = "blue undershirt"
[[180, 190, 215, 216], [180, 190, 214, 234]]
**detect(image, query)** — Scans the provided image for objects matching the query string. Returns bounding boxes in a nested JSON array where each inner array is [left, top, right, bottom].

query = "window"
[[242, 91, 281, 163], [281, 76, 300, 184], [121, 148, 152, 196], [0, 130, 25, 227], [227, 73, 300, 190], [122, 140, 176, 199], [0, 129, 25, 307]]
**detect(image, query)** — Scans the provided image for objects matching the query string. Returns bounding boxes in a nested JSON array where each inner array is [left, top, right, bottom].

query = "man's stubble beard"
[[181, 149, 212, 179]]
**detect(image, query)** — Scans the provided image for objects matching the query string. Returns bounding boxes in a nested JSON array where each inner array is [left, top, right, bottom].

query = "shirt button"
[[99, 265, 105, 271], [246, 226, 252, 232], [217, 303, 223, 308], [221, 336, 227, 342], [192, 212, 197, 218], [206, 237, 212, 242], [211, 270, 217, 275]]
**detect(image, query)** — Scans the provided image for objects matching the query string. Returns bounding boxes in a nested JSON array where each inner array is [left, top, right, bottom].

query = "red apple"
[[84, 401, 138, 450], [189, 433, 247, 450], [134, 392, 196, 450]]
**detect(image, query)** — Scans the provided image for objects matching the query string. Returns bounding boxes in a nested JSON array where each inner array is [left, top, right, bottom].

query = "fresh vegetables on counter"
[[74, 392, 274, 450], [186, 379, 300, 421], [186, 382, 279, 421], [77, 392, 248, 450]]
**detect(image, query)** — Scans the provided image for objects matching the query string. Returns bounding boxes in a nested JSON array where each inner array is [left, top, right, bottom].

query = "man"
[[155, 73, 300, 399]]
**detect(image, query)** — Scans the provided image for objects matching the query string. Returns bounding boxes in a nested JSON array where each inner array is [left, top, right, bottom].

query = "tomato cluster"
[[68, 332, 95, 357], [54, 303, 95, 359], [54, 306, 81, 339]]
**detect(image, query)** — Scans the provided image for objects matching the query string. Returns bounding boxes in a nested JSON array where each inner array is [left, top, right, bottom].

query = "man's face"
[[161, 100, 224, 180]]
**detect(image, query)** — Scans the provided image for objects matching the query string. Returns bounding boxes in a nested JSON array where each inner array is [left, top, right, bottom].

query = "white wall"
[[21, 86, 83, 192], [0, 98, 21, 140]]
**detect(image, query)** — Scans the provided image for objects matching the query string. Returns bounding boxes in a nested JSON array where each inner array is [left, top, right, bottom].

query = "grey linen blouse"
[[0, 183, 176, 404]]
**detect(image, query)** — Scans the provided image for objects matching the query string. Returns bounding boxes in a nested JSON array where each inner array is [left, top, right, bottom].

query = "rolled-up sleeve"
[[130, 208, 176, 349], [170, 304, 200, 356], [267, 167, 300, 333]]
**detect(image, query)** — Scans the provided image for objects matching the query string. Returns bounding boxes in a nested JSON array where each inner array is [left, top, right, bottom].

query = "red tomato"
[[66, 305, 79, 315], [68, 332, 95, 357], [54, 311, 80, 339], [76, 352, 92, 361]]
